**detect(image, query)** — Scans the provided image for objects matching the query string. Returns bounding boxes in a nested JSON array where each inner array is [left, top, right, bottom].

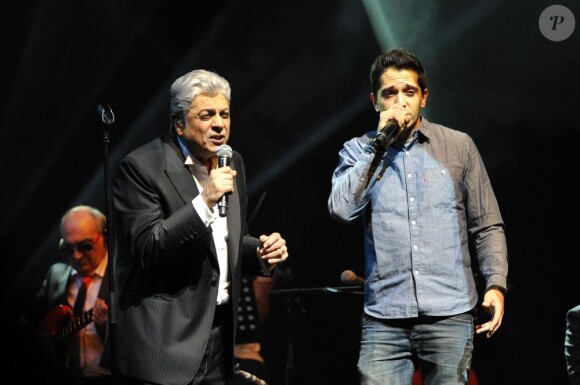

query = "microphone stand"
[[97, 104, 119, 385], [269, 285, 363, 385]]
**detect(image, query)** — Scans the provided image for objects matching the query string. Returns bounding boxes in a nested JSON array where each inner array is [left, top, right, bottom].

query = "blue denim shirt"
[[328, 118, 508, 319], [565, 304, 580, 383]]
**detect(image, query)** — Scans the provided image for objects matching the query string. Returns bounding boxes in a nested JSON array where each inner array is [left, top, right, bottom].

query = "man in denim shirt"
[[566, 304, 580, 384], [328, 48, 508, 385]]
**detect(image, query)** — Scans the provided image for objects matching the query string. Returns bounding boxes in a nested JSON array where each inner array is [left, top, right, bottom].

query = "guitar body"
[[38, 304, 73, 335], [38, 304, 94, 343], [37, 304, 94, 367]]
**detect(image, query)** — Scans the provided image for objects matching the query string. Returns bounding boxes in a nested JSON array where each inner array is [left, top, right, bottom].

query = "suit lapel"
[[98, 269, 109, 300], [161, 136, 242, 270], [162, 137, 200, 203], [53, 265, 74, 306]]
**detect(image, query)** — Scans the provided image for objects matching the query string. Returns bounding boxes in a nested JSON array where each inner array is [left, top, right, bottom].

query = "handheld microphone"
[[217, 144, 233, 217], [341, 270, 365, 286], [372, 120, 399, 149]]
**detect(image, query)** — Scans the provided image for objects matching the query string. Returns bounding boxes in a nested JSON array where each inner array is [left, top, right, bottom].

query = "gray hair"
[[169, 69, 231, 131], [60, 205, 106, 236]]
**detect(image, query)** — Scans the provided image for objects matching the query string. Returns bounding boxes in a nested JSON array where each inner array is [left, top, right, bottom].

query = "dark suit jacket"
[[35, 263, 74, 315], [112, 135, 265, 385]]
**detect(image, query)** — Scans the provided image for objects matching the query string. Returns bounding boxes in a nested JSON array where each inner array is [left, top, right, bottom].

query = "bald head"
[[59, 205, 107, 276], [60, 205, 106, 236]]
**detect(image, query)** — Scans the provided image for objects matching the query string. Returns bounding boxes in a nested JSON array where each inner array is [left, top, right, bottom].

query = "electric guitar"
[[37, 304, 94, 344]]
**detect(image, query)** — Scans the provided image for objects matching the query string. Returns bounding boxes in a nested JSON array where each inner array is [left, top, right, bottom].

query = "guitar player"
[[28, 205, 111, 385]]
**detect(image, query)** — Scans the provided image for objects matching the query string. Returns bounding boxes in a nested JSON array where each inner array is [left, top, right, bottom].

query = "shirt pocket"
[[419, 167, 456, 209]]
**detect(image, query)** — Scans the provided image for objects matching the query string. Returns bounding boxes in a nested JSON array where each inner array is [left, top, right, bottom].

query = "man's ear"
[[421, 88, 429, 108], [173, 116, 183, 133], [369, 94, 379, 112]]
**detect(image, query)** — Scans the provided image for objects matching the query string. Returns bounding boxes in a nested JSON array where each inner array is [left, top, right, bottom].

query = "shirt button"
[[414, 270, 419, 275], [441, 169, 446, 175], [410, 197, 415, 202], [411, 220, 416, 225], [210, 277, 218, 286], [413, 245, 418, 250], [407, 173, 412, 178]]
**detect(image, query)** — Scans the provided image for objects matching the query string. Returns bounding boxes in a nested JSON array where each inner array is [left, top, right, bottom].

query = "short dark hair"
[[369, 48, 427, 96]]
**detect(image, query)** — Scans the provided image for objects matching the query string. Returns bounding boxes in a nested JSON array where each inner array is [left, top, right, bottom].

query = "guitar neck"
[[52, 309, 94, 344]]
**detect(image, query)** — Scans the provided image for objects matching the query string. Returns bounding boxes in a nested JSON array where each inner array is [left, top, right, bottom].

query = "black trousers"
[[122, 322, 228, 385]]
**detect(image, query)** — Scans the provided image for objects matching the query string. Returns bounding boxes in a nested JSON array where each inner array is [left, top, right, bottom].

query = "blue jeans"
[[358, 312, 474, 385]]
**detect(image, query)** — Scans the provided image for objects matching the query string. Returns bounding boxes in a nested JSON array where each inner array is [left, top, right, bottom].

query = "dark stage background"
[[1, 1, 579, 384]]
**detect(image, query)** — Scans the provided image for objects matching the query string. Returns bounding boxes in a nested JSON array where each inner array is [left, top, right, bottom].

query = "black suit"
[[113, 135, 265, 385]]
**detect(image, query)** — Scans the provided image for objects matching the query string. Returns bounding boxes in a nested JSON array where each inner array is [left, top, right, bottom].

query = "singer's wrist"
[[202, 181, 219, 206], [192, 194, 216, 226], [485, 285, 507, 297], [201, 189, 216, 210]]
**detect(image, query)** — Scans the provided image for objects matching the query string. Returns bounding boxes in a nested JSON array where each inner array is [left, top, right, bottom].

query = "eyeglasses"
[[59, 238, 96, 257]]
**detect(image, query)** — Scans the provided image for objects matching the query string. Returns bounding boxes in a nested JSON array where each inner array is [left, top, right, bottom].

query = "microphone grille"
[[217, 144, 233, 158]]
